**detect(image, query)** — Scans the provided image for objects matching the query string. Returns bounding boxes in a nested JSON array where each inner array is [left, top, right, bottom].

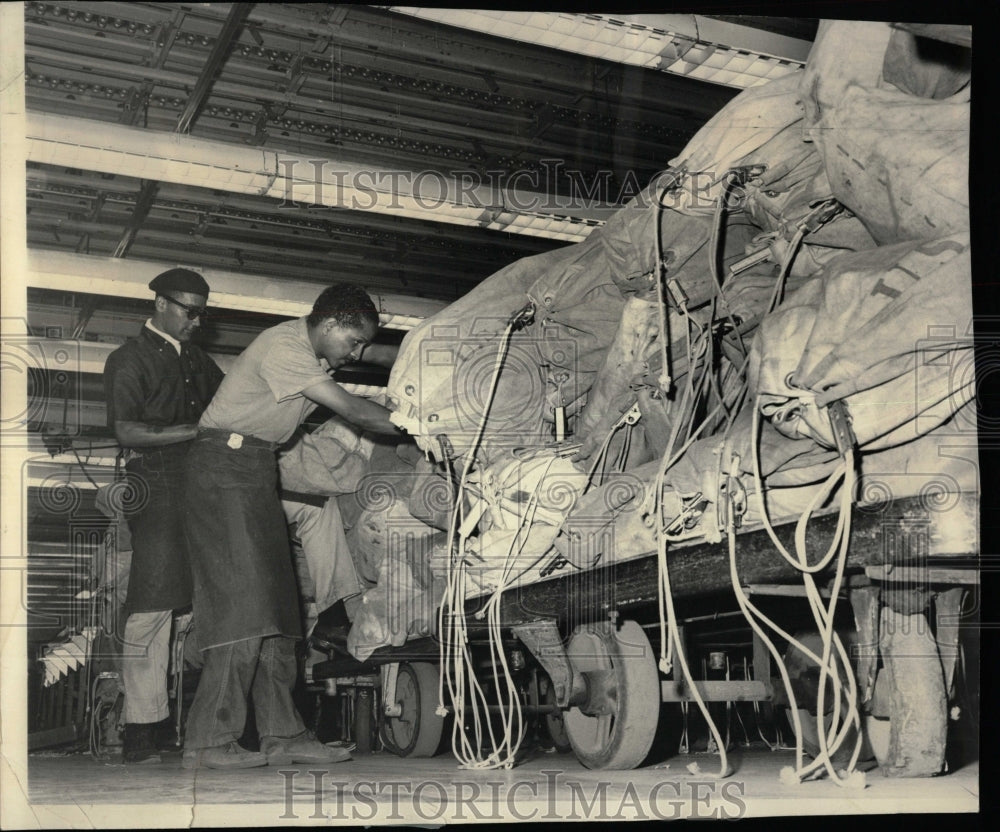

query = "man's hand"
[[303, 378, 400, 435]]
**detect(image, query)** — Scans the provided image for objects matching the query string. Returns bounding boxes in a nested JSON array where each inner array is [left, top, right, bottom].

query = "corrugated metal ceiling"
[[17, 2, 818, 643]]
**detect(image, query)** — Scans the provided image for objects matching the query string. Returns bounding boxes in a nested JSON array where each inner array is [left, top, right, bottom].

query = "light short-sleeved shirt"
[[199, 317, 331, 444]]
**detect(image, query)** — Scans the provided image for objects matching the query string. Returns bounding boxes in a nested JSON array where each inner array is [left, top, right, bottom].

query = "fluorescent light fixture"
[[389, 9, 807, 89]]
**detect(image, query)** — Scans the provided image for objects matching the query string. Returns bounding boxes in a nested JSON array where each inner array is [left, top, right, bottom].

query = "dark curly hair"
[[306, 283, 380, 330]]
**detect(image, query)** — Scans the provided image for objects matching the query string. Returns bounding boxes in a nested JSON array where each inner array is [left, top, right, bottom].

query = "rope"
[[656, 490, 731, 778], [708, 172, 748, 358], [437, 320, 518, 765], [740, 398, 866, 786], [653, 184, 674, 393], [436, 317, 568, 769]]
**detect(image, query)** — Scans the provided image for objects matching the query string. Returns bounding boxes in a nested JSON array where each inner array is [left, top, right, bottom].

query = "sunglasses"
[[161, 294, 209, 320]]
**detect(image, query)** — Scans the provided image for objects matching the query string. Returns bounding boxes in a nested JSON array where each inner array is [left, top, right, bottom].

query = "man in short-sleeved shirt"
[[199, 317, 334, 445], [180, 283, 400, 770]]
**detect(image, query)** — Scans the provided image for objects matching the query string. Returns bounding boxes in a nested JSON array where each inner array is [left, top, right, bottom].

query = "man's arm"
[[356, 342, 399, 370], [105, 351, 201, 449], [113, 421, 200, 448], [302, 378, 400, 435]]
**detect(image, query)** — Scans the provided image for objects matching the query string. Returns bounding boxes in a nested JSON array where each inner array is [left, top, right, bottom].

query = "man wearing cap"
[[103, 268, 224, 764], [180, 282, 400, 770]]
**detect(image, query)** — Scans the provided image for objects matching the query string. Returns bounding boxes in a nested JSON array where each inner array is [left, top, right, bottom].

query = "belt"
[[125, 444, 189, 462], [280, 489, 329, 508], [197, 427, 280, 451]]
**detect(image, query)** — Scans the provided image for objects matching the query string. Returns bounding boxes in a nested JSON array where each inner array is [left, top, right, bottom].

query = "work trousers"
[[183, 635, 305, 750], [282, 497, 363, 634], [121, 610, 172, 724]]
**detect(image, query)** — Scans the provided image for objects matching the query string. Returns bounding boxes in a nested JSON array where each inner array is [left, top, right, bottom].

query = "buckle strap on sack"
[[826, 400, 858, 457]]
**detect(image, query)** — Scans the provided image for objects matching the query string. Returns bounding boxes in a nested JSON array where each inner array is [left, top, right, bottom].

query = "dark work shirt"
[[104, 327, 224, 439]]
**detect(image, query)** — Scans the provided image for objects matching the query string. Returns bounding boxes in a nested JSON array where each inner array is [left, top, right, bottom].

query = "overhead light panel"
[[388, 9, 807, 89]]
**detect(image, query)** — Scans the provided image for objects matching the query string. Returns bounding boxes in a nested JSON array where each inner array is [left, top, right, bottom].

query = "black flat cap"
[[149, 268, 210, 297]]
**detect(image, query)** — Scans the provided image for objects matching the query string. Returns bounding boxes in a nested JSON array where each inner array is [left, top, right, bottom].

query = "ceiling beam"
[[24, 43, 658, 170], [112, 178, 158, 258], [114, 4, 252, 259], [26, 249, 446, 330], [26, 213, 497, 294], [26, 112, 616, 241], [175, 2, 253, 134]]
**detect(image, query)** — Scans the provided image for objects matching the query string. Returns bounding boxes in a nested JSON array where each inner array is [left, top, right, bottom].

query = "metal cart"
[[312, 492, 978, 774]]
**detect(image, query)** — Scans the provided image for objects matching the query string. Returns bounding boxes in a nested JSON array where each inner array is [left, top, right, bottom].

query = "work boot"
[[309, 621, 350, 652], [310, 601, 352, 653], [152, 717, 179, 751], [260, 730, 352, 765], [122, 723, 162, 764], [181, 741, 267, 770]]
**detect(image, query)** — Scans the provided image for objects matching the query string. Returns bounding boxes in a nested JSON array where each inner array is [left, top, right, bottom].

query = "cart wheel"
[[384, 662, 445, 757], [563, 620, 660, 770]]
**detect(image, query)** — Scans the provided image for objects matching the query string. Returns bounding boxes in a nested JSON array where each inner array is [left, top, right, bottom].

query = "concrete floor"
[[15, 745, 979, 827]]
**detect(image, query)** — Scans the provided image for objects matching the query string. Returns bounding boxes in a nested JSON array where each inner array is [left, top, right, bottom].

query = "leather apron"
[[122, 445, 192, 613], [182, 432, 302, 649]]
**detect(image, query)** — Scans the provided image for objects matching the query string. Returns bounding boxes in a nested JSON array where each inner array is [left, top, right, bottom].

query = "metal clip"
[[665, 277, 689, 310], [663, 492, 708, 536], [621, 402, 642, 427], [798, 198, 843, 234], [728, 246, 772, 276], [508, 302, 536, 331], [724, 164, 768, 186], [717, 478, 728, 533], [827, 400, 858, 457], [539, 553, 569, 578], [729, 479, 747, 530]]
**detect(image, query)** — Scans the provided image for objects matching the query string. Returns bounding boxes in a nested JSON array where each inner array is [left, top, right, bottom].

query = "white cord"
[[647, 173, 768, 776], [652, 181, 685, 392], [750, 401, 848, 575], [473, 464, 554, 768], [438, 321, 516, 762], [656, 498, 732, 778], [744, 399, 866, 786], [582, 403, 639, 493], [766, 226, 806, 314], [437, 319, 571, 770], [648, 362, 734, 775]]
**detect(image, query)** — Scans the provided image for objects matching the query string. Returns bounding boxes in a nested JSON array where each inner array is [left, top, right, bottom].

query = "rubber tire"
[[384, 662, 445, 758], [563, 620, 660, 770]]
